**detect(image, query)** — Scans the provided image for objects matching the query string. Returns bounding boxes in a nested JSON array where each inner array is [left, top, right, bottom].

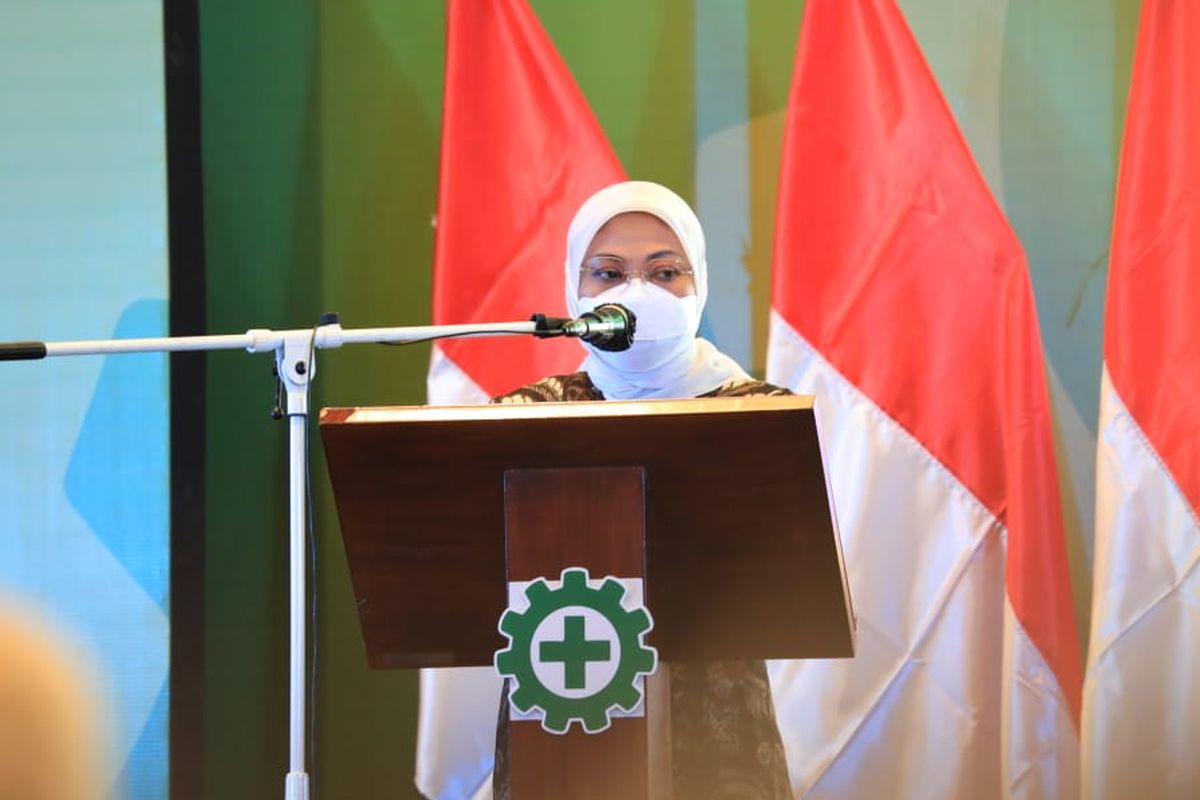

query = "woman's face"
[[578, 212, 696, 299]]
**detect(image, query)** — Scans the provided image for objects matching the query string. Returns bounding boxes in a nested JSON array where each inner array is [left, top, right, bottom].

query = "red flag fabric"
[[766, 1, 1081, 796], [430, 0, 625, 402], [1082, 2, 1200, 797], [1101, 1, 1200, 518]]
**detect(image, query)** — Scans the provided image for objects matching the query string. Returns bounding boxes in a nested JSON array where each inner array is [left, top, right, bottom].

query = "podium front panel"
[[320, 396, 853, 669]]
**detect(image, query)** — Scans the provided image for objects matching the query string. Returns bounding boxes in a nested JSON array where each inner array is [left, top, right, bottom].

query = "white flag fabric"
[[1083, 374, 1200, 799], [766, 2, 1082, 797], [1081, 3, 1200, 798]]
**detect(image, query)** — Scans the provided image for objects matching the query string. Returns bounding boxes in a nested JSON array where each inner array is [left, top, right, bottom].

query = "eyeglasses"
[[579, 255, 695, 290]]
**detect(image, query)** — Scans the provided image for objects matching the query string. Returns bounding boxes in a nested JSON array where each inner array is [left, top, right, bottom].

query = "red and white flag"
[[427, 0, 624, 406], [1081, 3, 1200, 798], [420, 1, 623, 797], [765, 2, 1082, 797]]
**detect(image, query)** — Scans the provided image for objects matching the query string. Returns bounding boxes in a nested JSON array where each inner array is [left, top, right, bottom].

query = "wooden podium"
[[319, 395, 853, 799]]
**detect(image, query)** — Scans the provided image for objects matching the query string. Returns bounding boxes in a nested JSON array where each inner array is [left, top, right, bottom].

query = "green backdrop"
[[199, 1, 1139, 797]]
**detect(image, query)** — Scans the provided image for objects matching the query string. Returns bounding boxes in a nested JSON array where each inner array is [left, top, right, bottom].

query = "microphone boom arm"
[[0, 309, 614, 800]]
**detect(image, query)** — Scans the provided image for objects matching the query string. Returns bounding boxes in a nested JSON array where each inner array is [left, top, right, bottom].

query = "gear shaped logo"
[[494, 567, 658, 734]]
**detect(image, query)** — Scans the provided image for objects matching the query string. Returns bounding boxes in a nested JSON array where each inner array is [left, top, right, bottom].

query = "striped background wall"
[[201, 2, 1137, 797], [0, 2, 1141, 799]]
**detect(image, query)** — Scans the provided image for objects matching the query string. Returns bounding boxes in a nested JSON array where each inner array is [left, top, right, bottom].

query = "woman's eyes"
[[584, 260, 687, 283], [590, 267, 625, 281]]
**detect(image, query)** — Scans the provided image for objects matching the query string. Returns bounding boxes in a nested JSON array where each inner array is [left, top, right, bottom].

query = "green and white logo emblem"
[[494, 567, 658, 734]]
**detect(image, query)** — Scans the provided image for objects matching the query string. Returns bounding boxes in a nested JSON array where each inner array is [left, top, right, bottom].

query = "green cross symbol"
[[540, 615, 612, 690]]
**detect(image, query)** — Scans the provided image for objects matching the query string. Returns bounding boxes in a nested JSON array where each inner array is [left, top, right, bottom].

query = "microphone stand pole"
[[1, 315, 556, 800]]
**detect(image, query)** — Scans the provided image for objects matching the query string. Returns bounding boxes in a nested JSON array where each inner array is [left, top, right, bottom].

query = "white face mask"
[[577, 281, 700, 373]]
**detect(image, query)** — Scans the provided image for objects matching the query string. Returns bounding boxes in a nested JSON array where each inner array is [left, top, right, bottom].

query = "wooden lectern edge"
[[808, 397, 858, 651], [318, 393, 815, 425]]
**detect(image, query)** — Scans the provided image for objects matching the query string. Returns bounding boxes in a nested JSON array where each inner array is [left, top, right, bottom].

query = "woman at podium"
[[492, 181, 793, 800]]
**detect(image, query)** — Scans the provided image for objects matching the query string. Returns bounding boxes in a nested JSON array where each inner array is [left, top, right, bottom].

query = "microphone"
[[531, 303, 637, 352]]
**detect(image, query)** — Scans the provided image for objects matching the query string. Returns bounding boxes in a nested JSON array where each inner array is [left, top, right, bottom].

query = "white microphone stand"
[[1, 316, 547, 800]]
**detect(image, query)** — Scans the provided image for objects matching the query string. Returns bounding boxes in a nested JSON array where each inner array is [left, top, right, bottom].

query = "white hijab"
[[564, 181, 750, 399]]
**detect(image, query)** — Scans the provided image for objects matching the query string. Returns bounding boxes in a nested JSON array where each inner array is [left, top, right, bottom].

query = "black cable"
[[270, 324, 322, 794], [303, 322, 319, 797], [378, 325, 541, 346]]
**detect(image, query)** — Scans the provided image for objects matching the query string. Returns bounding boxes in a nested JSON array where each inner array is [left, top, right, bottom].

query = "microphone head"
[[584, 303, 636, 351]]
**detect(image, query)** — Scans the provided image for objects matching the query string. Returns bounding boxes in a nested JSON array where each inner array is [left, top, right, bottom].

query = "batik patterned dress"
[[491, 372, 793, 800]]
